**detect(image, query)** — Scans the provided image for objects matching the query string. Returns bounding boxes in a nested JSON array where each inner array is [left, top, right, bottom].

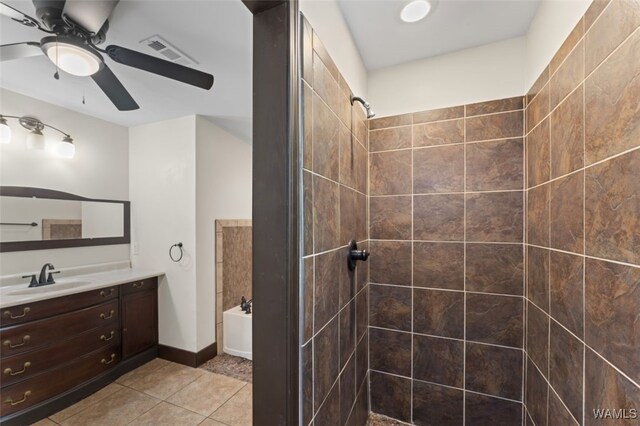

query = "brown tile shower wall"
[[300, 15, 370, 426], [367, 97, 526, 424], [524, 2, 640, 425], [215, 219, 252, 355]]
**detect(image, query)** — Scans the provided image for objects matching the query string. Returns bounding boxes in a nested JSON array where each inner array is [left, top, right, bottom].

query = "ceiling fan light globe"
[[43, 41, 101, 77]]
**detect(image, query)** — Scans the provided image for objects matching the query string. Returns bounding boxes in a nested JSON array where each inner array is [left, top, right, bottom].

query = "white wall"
[[300, 0, 368, 98], [81, 202, 124, 239], [525, 0, 592, 90], [368, 36, 527, 118], [130, 116, 252, 353], [129, 116, 198, 352], [0, 89, 129, 277], [195, 116, 252, 351], [366, 0, 594, 117]]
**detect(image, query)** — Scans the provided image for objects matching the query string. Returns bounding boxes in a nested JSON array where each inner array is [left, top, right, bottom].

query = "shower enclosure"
[[298, 1, 640, 425]]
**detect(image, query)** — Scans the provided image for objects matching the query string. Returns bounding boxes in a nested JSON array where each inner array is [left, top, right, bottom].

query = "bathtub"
[[222, 305, 252, 360]]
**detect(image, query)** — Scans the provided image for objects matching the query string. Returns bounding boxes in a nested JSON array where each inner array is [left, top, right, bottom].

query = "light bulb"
[[26, 129, 45, 150], [401, 0, 432, 23], [56, 135, 75, 159], [0, 117, 11, 144]]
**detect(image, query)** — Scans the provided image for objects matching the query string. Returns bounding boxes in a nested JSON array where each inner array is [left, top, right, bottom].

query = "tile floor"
[[31, 358, 252, 426]]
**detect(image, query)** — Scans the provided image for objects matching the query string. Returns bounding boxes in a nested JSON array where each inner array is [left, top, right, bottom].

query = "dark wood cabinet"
[[0, 276, 159, 425], [122, 283, 157, 358]]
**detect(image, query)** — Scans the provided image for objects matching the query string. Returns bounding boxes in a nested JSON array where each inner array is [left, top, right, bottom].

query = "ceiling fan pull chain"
[[53, 36, 60, 80]]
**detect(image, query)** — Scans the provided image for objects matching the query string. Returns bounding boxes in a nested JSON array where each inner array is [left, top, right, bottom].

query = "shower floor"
[[199, 353, 253, 383], [367, 413, 411, 425]]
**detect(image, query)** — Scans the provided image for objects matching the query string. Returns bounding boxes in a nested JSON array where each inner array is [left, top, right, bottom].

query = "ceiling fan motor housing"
[[32, 0, 109, 43], [33, 0, 65, 31]]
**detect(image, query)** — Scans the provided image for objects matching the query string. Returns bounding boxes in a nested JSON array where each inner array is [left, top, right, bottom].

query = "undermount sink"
[[6, 281, 92, 296]]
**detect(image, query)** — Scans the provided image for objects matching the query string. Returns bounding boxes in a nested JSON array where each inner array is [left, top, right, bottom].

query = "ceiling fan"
[[0, 0, 214, 111]]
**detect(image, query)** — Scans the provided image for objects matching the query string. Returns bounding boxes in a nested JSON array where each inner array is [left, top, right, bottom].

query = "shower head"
[[350, 95, 376, 119]]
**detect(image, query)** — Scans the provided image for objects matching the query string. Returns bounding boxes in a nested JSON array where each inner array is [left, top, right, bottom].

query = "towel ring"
[[169, 242, 183, 262]]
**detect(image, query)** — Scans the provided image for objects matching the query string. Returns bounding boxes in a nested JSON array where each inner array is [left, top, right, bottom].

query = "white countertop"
[[0, 268, 164, 309]]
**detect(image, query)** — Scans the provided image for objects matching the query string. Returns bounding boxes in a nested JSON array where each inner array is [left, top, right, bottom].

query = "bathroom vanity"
[[0, 270, 161, 425]]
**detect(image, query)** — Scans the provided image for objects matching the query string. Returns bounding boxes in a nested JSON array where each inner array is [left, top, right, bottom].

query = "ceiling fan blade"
[[62, 0, 118, 33], [0, 42, 42, 62], [91, 64, 139, 111], [0, 1, 40, 27], [105, 45, 214, 90]]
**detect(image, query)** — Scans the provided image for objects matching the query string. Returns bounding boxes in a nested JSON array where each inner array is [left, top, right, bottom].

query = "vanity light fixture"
[[401, 0, 432, 23], [57, 135, 75, 159], [0, 115, 76, 158], [21, 117, 46, 150]]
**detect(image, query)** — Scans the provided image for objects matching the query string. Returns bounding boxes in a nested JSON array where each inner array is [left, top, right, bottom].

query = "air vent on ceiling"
[[139, 34, 198, 67]]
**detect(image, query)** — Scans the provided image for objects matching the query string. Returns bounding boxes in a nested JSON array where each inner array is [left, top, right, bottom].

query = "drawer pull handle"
[[101, 354, 116, 365], [3, 307, 30, 319], [100, 331, 115, 342], [4, 362, 31, 376], [100, 310, 115, 320], [5, 391, 31, 406], [3, 335, 30, 349], [133, 282, 145, 288], [100, 289, 114, 297]]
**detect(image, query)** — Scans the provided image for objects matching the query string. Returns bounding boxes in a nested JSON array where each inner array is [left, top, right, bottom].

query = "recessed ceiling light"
[[401, 0, 432, 23]]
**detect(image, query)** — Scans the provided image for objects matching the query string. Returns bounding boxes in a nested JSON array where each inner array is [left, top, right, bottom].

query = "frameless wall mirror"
[[0, 186, 130, 252]]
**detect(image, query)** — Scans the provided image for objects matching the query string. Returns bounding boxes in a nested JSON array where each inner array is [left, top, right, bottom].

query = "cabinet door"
[[122, 289, 157, 358]]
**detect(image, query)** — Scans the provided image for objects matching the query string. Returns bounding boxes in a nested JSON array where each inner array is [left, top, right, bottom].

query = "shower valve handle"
[[348, 240, 370, 271]]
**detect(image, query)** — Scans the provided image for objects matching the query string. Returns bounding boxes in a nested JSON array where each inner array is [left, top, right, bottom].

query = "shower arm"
[[350, 95, 375, 119]]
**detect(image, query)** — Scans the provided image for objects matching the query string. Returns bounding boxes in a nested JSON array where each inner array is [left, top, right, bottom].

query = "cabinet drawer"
[[1, 286, 119, 327], [1, 324, 120, 388], [0, 344, 119, 417], [0, 301, 118, 357], [121, 278, 157, 296]]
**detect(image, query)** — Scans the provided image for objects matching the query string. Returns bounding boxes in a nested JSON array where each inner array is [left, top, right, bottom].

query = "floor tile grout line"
[[208, 382, 251, 422], [123, 397, 164, 426]]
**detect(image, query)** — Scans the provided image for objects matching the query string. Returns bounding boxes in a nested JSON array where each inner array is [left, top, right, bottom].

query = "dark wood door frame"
[[243, 0, 300, 424]]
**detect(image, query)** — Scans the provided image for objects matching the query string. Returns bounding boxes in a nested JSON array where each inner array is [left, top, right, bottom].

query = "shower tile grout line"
[[410, 110, 414, 425], [368, 134, 524, 155], [462, 103, 467, 426], [525, 243, 640, 270], [369, 369, 523, 405], [525, 22, 640, 140], [526, 296, 640, 390]]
